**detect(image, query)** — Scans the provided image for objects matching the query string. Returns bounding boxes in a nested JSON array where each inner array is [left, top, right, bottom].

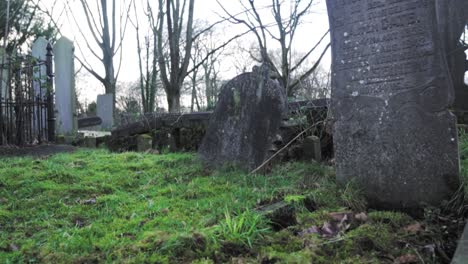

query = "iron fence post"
[[46, 42, 55, 142]]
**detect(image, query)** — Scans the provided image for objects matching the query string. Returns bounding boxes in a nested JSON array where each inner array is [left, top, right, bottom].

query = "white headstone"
[[31, 37, 49, 134], [54, 37, 77, 135], [0, 48, 8, 100], [97, 94, 114, 130], [32, 37, 48, 98]]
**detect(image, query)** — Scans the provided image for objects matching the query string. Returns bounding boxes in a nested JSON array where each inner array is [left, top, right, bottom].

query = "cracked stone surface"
[[326, 0, 460, 209]]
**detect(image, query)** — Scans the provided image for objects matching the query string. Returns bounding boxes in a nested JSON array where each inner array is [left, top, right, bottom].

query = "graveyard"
[[1, 0, 468, 263], [0, 137, 467, 263]]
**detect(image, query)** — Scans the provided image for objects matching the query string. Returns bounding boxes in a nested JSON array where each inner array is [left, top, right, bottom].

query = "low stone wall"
[[107, 100, 332, 160]]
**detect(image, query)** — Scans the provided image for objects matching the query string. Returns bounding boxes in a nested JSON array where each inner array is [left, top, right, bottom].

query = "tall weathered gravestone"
[[326, 0, 460, 209], [97, 94, 114, 130], [0, 48, 8, 101], [54, 37, 77, 135], [198, 68, 287, 170], [31, 37, 49, 134]]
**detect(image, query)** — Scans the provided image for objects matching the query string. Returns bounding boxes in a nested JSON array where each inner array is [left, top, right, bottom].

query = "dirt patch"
[[0, 144, 76, 158]]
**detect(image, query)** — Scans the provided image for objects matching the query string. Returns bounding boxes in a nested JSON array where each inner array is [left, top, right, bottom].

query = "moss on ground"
[[1, 135, 467, 263]]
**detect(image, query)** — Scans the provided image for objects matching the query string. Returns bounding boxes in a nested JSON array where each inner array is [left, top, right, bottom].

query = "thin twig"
[[413, 248, 425, 264], [250, 120, 325, 175]]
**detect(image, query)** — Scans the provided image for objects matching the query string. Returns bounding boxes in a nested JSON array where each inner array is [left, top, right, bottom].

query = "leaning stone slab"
[[326, 0, 460, 209], [78, 116, 102, 129], [198, 68, 287, 170]]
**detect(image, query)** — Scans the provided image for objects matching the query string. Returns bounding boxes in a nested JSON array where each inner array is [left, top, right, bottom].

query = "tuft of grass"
[[215, 208, 270, 248]]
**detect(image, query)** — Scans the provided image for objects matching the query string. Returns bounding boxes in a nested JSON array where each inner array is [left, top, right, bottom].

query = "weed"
[[216, 208, 270, 248]]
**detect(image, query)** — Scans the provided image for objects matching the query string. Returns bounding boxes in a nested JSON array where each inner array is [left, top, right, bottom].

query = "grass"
[[0, 135, 467, 263]]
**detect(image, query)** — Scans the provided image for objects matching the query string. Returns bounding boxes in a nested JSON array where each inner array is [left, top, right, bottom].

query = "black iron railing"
[[0, 45, 54, 146]]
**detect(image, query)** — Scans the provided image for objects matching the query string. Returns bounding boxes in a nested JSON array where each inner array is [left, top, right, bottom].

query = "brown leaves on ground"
[[403, 222, 423, 234], [299, 211, 368, 238], [394, 253, 418, 264]]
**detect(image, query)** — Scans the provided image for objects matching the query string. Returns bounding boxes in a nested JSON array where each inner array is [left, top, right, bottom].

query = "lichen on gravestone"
[[326, 0, 461, 210], [198, 67, 287, 170]]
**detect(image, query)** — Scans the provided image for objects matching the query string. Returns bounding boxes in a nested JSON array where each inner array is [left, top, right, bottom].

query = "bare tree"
[[155, 0, 195, 112], [188, 39, 202, 112], [294, 64, 331, 100], [218, 0, 330, 97], [130, 0, 160, 113], [154, 0, 251, 112], [187, 21, 225, 111], [68, 0, 132, 109]]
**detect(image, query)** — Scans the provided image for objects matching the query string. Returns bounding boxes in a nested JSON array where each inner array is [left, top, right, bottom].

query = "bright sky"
[[37, 0, 331, 106]]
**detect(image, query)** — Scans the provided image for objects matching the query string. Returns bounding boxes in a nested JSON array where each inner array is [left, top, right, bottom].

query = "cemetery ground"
[[1, 137, 468, 263]]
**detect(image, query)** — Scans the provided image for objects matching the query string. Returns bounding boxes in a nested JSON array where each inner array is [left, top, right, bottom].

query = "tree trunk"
[[167, 88, 181, 113]]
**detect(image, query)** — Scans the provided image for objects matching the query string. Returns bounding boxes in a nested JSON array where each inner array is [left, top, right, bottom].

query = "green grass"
[[0, 139, 467, 263]]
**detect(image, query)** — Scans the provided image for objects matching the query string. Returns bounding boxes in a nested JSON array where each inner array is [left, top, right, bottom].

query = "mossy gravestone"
[[326, 0, 460, 210], [198, 67, 287, 170]]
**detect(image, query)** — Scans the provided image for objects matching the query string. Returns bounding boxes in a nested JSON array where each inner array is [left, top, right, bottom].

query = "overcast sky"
[[37, 0, 330, 105]]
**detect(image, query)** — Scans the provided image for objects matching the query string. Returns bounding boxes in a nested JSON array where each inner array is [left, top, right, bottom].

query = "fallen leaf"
[[329, 212, 353, 222], [321, 222, 340, 237], [403, 222, 423, 233], [394, 254, 418, 264], [299, 226, 321, 236], [82, 198, 96, 205], [355, 212, 368, 222]]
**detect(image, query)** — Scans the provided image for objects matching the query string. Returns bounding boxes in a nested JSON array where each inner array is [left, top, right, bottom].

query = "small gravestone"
[[198, 66, 287, 170], [84, 137, 97, 148], [326, 0, 460, 209], [97, 94, 114, 130], [54, 37, 77, 135], [137, 134, 152, 152], [303, 136, 321, 161]]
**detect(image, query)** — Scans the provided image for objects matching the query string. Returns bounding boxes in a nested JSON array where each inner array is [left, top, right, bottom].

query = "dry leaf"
[[329, 212, 353, 222], [403, 222, 423, 233], [394, 254, 418, 264], [355, 212, 368, 222]]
